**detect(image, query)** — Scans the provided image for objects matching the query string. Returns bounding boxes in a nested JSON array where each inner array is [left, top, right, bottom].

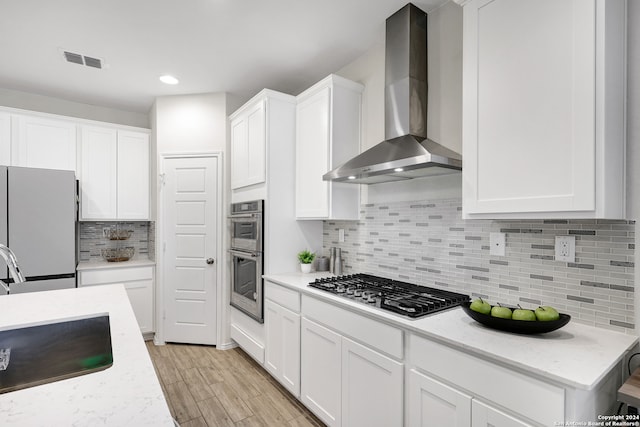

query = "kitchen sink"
[[0, 314, 113, 394]]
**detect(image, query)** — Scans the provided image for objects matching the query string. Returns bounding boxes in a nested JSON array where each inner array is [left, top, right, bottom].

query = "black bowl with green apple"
[[462, 300, 571, 334]]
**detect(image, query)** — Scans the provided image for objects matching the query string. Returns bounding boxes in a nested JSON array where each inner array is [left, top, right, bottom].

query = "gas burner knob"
[[336, 284, 346, 293], [346, 286, 355, 295]]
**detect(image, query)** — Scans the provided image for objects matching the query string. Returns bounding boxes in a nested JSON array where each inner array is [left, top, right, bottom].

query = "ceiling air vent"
[[83, 56, 102, 69], [63, 50, 103, 69]]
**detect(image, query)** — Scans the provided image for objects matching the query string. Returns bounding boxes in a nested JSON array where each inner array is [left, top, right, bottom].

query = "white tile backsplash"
[[79, 221, 152, 262], [323, 198, 636, 334]]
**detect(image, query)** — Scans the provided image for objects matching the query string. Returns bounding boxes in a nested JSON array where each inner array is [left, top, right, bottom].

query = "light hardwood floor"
[[146, 342, 325, 427]]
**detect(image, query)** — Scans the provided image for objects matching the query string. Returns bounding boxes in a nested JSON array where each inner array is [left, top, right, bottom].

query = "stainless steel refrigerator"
[[0, 166, 77, 294]]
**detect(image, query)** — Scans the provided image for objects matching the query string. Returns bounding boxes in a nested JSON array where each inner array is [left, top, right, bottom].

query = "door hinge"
[[163, 242, 166, 252], [163, 309, 166, 320]]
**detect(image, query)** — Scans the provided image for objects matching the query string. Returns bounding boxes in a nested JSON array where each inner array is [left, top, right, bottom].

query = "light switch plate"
[[489, 232, 506, 256], [338, 229, 345, 242]]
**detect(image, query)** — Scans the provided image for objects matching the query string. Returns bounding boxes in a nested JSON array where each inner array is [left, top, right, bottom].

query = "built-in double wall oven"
[[229, 200, 264, 323]]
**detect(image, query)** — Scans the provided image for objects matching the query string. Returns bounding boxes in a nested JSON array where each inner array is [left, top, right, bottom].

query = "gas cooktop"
[[309, 273, 470, 319]]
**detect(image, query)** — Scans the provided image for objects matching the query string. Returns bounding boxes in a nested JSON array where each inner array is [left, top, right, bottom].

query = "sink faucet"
[[0, 244, 25, 294]]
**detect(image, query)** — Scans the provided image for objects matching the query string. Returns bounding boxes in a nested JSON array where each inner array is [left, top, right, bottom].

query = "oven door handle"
[[228, 249, 262, 258], [228, 213, 260, 219]]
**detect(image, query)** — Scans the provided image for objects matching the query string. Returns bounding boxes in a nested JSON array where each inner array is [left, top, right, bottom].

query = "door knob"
[[206, 258, 215, 265]]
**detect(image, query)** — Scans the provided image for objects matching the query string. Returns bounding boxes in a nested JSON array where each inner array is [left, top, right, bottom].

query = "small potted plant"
[[297, 249, 315, 274]]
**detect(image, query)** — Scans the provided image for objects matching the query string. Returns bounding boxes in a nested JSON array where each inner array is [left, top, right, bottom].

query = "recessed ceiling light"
[[159, 75, 179, 85], [394, 168, 404, 172], [348, 176, 356, 180]]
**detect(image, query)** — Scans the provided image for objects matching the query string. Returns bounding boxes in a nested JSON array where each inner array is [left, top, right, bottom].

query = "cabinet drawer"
[[409, 334, 564, 426], [302, 295, 403, 359], [79, 266, 153, 286], [265, 281, 300, 313]]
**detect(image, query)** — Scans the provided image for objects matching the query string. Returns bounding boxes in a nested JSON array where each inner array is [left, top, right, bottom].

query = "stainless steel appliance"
[[323, 4, 462, 184], [0, 166, 77, 295], [229, 200, 264, 322], [309, 274, 469, 319]]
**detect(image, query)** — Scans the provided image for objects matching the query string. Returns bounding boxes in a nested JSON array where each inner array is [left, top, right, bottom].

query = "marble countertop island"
[[0, 285, 173, 426]]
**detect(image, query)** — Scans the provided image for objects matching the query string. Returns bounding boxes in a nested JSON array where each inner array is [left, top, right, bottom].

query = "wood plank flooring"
[[146, 342, 325, 427]]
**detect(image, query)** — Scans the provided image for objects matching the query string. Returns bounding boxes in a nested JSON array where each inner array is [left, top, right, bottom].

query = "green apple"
[[490, 303, 512, 319], [512, 305, 536, 321], [535, 306, 560, 321], [469, 298, 491, 315]]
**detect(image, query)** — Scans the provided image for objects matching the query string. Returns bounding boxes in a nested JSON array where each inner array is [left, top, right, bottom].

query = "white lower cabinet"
[[300, 314, 403, 427], [471, 400, 532, 427], [342, 336, 403, 427], [408, 369, 532, 427], [264, 299, 301, 397], [78, 265, 154, 334], [409, 369, 471, 427], [300, 317, 342, 427]]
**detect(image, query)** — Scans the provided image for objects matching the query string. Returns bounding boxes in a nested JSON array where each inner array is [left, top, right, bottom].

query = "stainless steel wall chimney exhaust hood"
[[323, 3, 462, 185]]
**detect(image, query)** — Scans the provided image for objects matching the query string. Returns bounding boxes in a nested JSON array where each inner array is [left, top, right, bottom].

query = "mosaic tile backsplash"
[[323, 198, 636, 334], [79, 221, 152, 262]]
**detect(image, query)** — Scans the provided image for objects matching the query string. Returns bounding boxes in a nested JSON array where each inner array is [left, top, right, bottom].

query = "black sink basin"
[[0, 314, 113, 394]]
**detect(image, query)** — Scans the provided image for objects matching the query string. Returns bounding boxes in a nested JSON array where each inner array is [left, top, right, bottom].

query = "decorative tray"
[[101, 247, 135, 262], [461, 302, 571, 334], [103, 228, 133, 240]]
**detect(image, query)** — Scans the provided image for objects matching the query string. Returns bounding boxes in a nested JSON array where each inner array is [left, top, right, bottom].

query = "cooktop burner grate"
[[309, 273, 469, 319]]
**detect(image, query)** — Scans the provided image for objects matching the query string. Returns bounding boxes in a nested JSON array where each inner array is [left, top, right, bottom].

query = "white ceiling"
[[0, 0, 448, 114]]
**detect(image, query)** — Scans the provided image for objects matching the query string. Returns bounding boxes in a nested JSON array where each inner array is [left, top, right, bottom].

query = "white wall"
[[0, 86, 148, 128], [152, 92, 232, 347], [336, 1, 464, 204], [154, 93, 227, 154], [627, 1, 639, 221], [628, 0, 640, 338]]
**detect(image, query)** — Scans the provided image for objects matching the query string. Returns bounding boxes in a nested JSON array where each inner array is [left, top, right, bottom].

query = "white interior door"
[[163, 155, 219, 345]]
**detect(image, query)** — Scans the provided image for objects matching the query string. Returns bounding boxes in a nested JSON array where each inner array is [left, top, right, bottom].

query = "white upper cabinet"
[[80, 126, 117, 220], [117, 130, 149, 219], [296, 74, 363, 220], [14, 115, 77, 172], [0, 112, 10, 166], [462, 0, 626, 219], [230, 97, 266, 189], [80, 126, 149, 220]]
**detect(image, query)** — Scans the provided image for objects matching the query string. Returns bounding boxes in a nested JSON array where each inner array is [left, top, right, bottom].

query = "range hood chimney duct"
[[323, 3, 462, 184]]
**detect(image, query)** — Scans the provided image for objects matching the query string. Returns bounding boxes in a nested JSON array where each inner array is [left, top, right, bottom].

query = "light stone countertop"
[[0, 285, 173, 426], [77, 258, 156, 271], [264, 272, 639, 391]]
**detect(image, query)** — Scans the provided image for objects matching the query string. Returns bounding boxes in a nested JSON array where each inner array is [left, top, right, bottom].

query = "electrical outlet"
[[338, 229, 345, 243], [489, 232, 506, 256], [555, 235, 576, 262]]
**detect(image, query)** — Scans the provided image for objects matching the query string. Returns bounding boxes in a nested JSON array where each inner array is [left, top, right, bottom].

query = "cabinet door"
[[280, 304, 300, 396], [117, 130, 149, 219], [124, 279, 154, 334], [245, 100, 266, 187], [230, 100, 266, 189], [80, 126, 117, 220], [471, 400, 532, 427], [408, 369, 471, 427], [0, 112, 10, 166], [230, 116, 248, 189], [15, 115, 77, 171], [462, 0, 596, 215], [296, 87, 331, 218], [342, 337, 403, 427], [265, 300, 301, 397], [264, 300, 283, 377], [301, 317, 341, 427], [78, 267, 154, 335]]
